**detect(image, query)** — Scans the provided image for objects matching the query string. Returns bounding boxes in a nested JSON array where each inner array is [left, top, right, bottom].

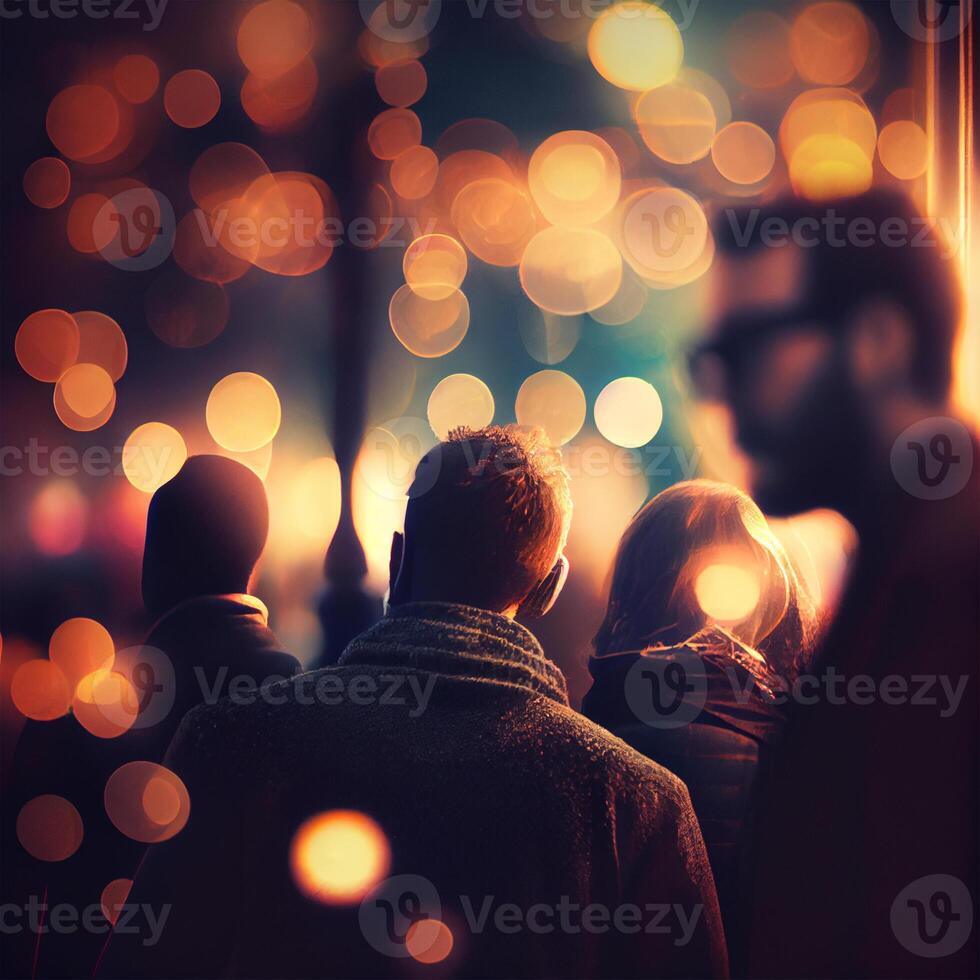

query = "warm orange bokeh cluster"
[[15, 309, 127, 433]]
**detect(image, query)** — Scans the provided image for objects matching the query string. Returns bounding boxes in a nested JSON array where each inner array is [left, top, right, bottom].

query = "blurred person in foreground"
[[99, 426, 727, 980], [582, 479, 818, 975], [688, 189, 978, 978], [2, 455, 298, 979]]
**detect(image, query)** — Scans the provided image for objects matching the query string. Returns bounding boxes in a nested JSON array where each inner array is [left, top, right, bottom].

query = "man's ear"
[[388, 531, 407, 606], [517, 555, 570, 619], [847, 300, 915, 395]]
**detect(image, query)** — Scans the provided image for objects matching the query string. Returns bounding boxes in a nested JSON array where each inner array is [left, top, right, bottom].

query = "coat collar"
[[147, 593, 269, 635], [339, 601, 569, 706]]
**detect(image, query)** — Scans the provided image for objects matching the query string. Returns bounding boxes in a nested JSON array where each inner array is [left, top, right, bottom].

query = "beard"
[[742, 352, 871, 517]]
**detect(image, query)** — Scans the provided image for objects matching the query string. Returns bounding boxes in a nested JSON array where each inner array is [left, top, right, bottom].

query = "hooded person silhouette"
[[2, 455, 299, 979]]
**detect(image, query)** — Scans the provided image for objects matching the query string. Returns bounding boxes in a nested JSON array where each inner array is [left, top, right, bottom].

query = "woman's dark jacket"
[[582, 627, 786, 974]]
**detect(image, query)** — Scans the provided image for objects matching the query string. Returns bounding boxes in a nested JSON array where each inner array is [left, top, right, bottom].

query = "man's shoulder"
[[522, 694, 692, 810], [168, 666, 346, 758], [171, 667, 692, 815]]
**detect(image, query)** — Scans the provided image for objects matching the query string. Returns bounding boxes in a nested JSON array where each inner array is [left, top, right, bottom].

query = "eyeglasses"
[[687, 312, 830, 401]]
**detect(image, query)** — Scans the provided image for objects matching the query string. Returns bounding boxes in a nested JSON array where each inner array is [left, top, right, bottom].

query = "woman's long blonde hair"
[[594, 480, 818, 681]]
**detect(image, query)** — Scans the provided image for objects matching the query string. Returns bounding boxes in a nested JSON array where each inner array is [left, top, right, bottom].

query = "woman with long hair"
[[582, 479, 818, 974]]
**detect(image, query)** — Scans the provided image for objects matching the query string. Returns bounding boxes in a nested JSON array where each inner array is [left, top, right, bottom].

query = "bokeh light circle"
[[72, 669, 139, 739], [53, 374, 116, 432], [368, 109, 422, 160], [23, 158, 71, 209], [434, 149, 513, 213], [206, 372, 282, 452], [515, 370, 586, 446], [406, 919, 454, 964], [237, 0, 314, 79], [241, 58, 318, 133], [712, 123, 777, 186], [403, 234, 468, 300], [100, 879, 133, 925], [15, 309, 80, 382], [290, 810, 391, 905], [636, 85, 717, 165], [190, 142, 271, 214], [728, 11, 794, 90], [587, 1, 683, 92], [376, 58, 427, 107], [164, 70, 221, 128], [49, 617, 115, 693], [520, 226, 622, 316], [17, 796, 83, 862], [73, 311, 128, 381], [58, 364, 114, 419], [68, 194, 118, 254], [389, 285, 470, 357], [46, 85, 120, 161], [878, 121, 929, 181], [678, 68, 732, 130], [104, 761, 190, 843], [790, 134, 873, 200], [790, 2, 870, 86], [528, 131, 622, 228], [451, 178, 536, 267], [621, 187, 709, 279], [594, 378, 664, 448], [780, 87, 878, 163], [113, 55, 160, 104], [695, 563, 762, 624], [10, 659, 72, 721], [215, 171, 337, 276], [427, 374, 495, 439], [390, 145, 439, 200], [122, 422, 188, 494]]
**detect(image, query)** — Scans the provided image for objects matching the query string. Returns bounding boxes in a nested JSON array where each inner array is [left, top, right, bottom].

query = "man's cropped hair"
[[406, 425, 572, 610]]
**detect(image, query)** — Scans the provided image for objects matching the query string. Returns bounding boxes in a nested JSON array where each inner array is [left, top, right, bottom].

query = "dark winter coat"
[[99, 602, 728, 979], [1, 595, 299, 980], [582, 627, 786, 975]]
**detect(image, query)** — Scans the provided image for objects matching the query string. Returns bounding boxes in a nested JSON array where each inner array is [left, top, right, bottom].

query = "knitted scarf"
[[339, 601, 569, 706]]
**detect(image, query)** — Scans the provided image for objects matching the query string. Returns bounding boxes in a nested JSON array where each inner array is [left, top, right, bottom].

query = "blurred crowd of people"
[[2, 190, 977, 980]]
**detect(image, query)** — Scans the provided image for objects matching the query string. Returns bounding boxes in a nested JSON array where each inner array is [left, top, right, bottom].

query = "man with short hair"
[[100, 426, 727, 979], [695, 190, 978, 978]]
